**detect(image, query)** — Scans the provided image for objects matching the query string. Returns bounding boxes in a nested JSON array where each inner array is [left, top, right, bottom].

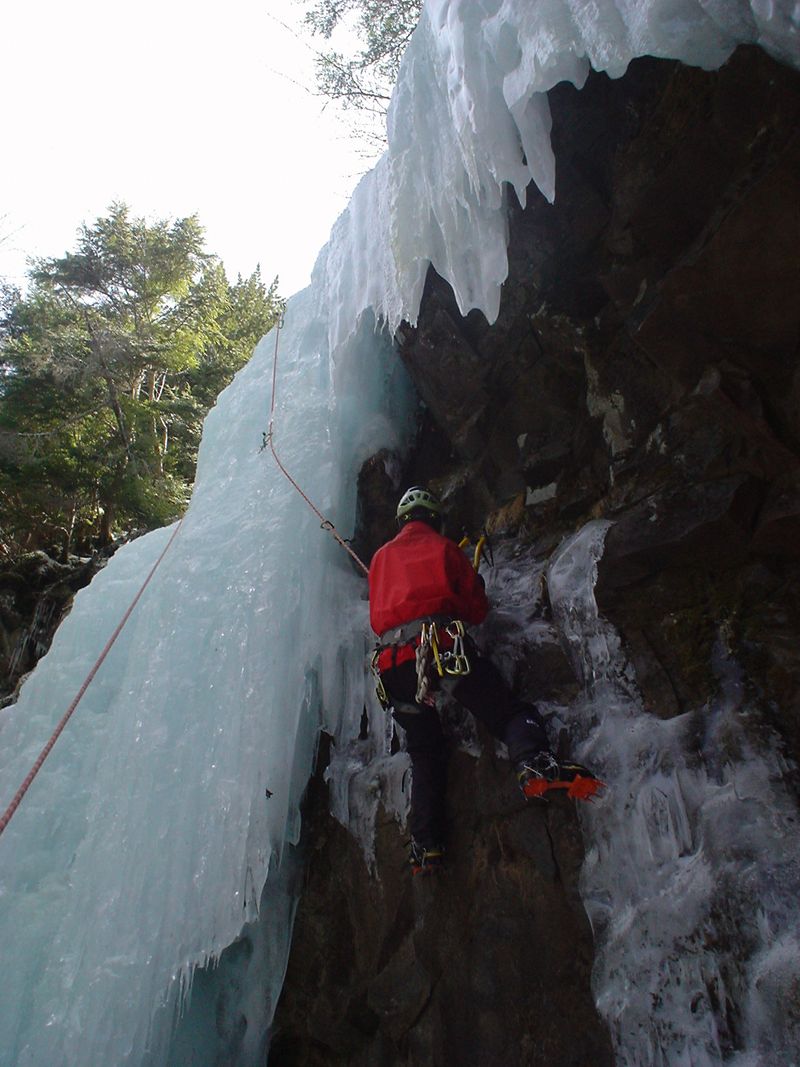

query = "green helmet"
[[396, 486, 442, 524]]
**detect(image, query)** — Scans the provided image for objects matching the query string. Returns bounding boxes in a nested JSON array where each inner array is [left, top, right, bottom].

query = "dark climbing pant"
[[382, 650, 550, 849]]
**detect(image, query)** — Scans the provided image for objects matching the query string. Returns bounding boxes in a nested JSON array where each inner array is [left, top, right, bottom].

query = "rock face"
[[270, 738, 610, 1067], [0, 551, 108, 705], [272, 47, 800, 1065]]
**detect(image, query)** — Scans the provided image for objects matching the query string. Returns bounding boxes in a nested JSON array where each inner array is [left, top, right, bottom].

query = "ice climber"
[[369, 486, 602, 874]]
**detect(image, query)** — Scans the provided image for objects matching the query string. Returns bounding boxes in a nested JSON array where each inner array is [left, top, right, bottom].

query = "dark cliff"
[[0, 551, 111, 706], [270, 47, 799, 1066]]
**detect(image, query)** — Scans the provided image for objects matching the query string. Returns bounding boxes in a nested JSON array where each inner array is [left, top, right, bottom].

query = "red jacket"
[[369, 521, 488, 637]]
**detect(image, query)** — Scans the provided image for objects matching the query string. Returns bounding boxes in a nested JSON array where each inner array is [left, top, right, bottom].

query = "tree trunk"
[[87, 327, 133, 463], [98, 504, 113, 548], [61, 504, 77, 562]]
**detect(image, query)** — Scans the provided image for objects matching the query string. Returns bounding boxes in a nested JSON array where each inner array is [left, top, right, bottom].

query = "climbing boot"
[[409, 840, 445, 876], [517, 751, 605, 801]]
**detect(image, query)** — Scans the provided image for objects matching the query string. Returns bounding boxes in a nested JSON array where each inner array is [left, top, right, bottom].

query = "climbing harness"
[[370, 616, 472, 710], [415, 620, 471, 701], [371, 534, 486, 711], [263, 315, 369, 578], [0, 519, 184, 840]]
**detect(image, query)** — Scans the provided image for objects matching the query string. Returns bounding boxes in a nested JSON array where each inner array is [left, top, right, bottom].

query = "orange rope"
[[0, 519, 184, 839], [265, 317, 369, 578]]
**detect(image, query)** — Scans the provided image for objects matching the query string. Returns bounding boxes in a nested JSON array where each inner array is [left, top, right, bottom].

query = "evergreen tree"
[[0, 205, 283, 559], [301, 0, 422, 145]]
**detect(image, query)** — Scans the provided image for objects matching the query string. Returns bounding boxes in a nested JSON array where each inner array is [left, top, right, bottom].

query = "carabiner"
[[370, 648, 390, 709], [421, 621, 444, 677], [443, 620, 470, 676]]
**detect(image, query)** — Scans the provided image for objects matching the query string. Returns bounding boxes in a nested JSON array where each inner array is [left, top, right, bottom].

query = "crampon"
[[521, 773, 605, 801], [409, 841, 444, 875], [518, 755, 605, 802]]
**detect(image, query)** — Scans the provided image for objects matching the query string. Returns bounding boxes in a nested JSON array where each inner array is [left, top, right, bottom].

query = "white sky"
[[0, 0, 380, 298]]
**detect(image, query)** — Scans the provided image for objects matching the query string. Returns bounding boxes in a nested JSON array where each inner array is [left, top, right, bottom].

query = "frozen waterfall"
[[547, 524, 800, 1065], [0, 298, 415, 1066], [1, 1, 798, 1065]]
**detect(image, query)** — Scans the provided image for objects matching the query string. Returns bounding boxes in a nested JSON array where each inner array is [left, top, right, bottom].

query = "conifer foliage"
[[0, 204, 283, 560], [302, 0, 422, 144]]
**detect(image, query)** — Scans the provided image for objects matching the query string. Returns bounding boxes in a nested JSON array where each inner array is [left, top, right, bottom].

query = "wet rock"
[[271, 748, 612, 1067], [352, 449, 405, 567]]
